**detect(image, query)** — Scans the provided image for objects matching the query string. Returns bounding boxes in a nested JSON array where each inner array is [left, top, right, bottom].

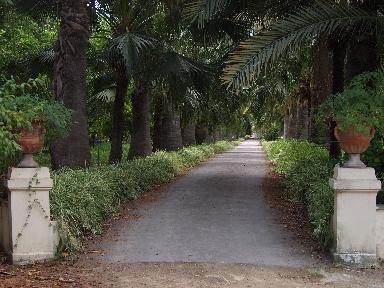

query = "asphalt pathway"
[[96, 140, 317, 267]]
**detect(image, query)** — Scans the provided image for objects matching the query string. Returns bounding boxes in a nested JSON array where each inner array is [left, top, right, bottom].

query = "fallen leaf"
[[59, 277, 75, 283]]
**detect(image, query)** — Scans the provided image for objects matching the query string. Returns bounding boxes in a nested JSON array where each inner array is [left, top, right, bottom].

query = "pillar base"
[[2, 167, 59, 265], [333, 252, 377, 268], [330, 166, 381, 268]]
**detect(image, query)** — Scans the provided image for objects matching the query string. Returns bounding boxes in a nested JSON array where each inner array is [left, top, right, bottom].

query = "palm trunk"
[[206, 134, 215, 143], [109, 66, 128, 163], [309, 35, 333, 143], [283, 111, 290, 140], [182, 123, 196, 146], [284, 108, 297, 139], [161, 101, 183, 151], [195, 125, 208, 144], [128, 80, 153, 159], [51, 0, 91, 169], [295, 80, 311, 140], [295, 99, 309, 140], [153, 97, 183, 151], [153, 99, 164, 151], [345, 34, 379, 84], [213, 131, 220, 142], [329, 38, 347, 159]]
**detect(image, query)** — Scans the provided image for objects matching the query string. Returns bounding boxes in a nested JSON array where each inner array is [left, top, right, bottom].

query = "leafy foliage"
[[317, 69, 384, 136], [362, 131, 384, 204], [222, 0, 379, 89], [263, 140, 335, 246], [51, 140, 237, 252], [184, 0, 230, 29], [0, 76, 72, 159], [0, 11, 57, 78]]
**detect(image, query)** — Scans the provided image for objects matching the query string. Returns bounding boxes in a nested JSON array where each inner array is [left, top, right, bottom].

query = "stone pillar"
[[330, 166, 381, 267], [3, 167, 58, 265]]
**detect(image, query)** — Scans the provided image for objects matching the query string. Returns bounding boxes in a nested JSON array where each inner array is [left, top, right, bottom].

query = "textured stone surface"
[[4, 167, 58, 265], [332, 167, 381, 267], [376, 206, 384, 260]]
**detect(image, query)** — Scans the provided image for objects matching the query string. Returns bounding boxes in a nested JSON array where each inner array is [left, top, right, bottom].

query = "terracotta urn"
[[16, 119, 45, 168], [334, 126, 375, 168]]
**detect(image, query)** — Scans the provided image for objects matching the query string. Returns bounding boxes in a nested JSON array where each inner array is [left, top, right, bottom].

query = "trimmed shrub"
[[262, 140, 334, 247], [50, 141, 236, 252]]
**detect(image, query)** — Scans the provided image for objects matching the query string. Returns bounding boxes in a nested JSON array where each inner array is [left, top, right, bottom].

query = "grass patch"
[[50, 141, 238, 253], [262, 139, 335, 247]]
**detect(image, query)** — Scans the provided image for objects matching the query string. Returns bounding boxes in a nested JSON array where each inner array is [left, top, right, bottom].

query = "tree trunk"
[[295, 79, 311, 140], [109, 66, 128, 163], [309, 35, 333, 143], [345, 34, 379, 84], [329, 38, 347, 159], [295, 99, 309, 140], [283, 111, 290, 140], [195, 125, 208, 144], [128, 80, 153, 159], [153, 99, 164, 151], [213, 131, 220, 142], [153, 98, 183, 151], [283, 108, 297, 139], [161, 102, 183, 151], [182, 123, 196, 146], [51, 0, 91, 169], [206, 134, 214, 143]]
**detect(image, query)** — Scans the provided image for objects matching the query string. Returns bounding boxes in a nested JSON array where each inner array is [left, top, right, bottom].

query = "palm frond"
[[109, 32, 157, 73], [184, 0, 230, 28], [89, 88, 116, 104], [16, 48, 54, 78], [0, 0, 13, 5], [12, 0, 56, 19], [223, 0, 379, 90], [159, 50, 211, 83]]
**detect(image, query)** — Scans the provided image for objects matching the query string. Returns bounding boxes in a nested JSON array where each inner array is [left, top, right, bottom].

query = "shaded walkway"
[[94, 140, 318, 267]]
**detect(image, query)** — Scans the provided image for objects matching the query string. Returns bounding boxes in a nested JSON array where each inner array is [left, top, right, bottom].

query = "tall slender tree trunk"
[[345, 34, 379, 83], [195, 125, 208, 144], [295, 79, 311, 139], [206, 133, 214, 143], [153, 97, 183, 151], [109, 66, 128, 163], [128, 80, 153, 159], [329, 39, 347, 159], [161, 101, 183, 151], [153, 98, 164, 151], [51, 0, 91, 169], [182, 123, 196, 146], [283, 107, 297, 139], [295, 99, 309, 139], [309, 35, 332, 144], [283, 111, 290, 139]]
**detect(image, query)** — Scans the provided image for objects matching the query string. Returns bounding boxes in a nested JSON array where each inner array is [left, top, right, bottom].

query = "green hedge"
[[50, 141, 238, 253], [262, 140, 334, 247]]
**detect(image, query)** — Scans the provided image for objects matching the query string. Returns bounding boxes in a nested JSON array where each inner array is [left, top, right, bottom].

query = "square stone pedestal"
[[0, 167, 59, 265], [330, 167, 381, 267]]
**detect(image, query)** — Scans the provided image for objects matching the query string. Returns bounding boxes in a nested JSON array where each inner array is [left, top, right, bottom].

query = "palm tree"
[[93, 1, 209, 158], [89, 0, 162, 163], [152, 49, 208, 151], [4, 0, 92, 168], [187, 0, 382, 157], [49, 0, 92, 169], [91, 0, 158, 162], [220, 1, 382, 89]]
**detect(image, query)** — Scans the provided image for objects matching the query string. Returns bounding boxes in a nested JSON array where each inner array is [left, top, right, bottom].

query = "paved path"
[[95, 140, 317, 267]]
